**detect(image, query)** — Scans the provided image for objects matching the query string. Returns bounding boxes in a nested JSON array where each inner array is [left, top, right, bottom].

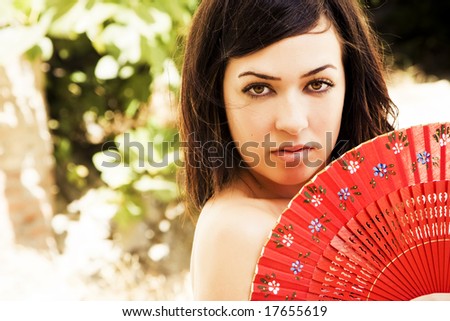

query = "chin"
[[270, 173, 312, 194], [285, 164, 323, 180]]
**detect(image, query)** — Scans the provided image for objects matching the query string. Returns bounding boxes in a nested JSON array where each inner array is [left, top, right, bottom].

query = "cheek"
[[326, 114, 343, 149], [312, 102, 344, 151], [226, 107, 273, 142]]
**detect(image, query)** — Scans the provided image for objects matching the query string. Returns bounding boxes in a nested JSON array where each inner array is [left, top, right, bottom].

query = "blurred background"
[[0, 0, 449, 300]]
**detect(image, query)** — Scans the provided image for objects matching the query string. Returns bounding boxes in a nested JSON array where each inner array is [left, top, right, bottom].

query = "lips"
[[271, 144, 313, 163], [278, 145, 308, 153]]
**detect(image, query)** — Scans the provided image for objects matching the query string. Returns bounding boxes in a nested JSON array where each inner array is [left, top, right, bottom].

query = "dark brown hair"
[[179, 0, 397, 214]]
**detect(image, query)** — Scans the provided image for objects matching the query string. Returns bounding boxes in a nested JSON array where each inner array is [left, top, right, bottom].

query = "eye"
[[306, 79, 334, 93], [242, 83, 273, 98], [251, 85, 267, 95], [310, 81, 325, 91]]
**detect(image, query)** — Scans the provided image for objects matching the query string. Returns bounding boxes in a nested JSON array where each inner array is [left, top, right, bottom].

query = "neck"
[[235, 169, 303, 200]]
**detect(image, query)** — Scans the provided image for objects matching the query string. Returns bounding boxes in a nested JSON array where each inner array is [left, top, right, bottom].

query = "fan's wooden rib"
[[375, 191, 430, 295], [356, 202, 424, 297], [436, 181, 450, 290], [421, 182, 442, 292], [439, 180, 450, 292], [343, 216, 421, 297], [445, 127, 450, 292], [314, 246, 410, 300], [409, 183, 443, 292], [307, 278, 394, 300], [410, 124, 444, 292], [383, 187, 432, 293], [434, 180, 450, 292], [391, 126, 437, 294]]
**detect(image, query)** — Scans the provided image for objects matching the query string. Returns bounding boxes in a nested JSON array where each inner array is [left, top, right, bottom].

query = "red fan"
[[250, 122, 450, 301]]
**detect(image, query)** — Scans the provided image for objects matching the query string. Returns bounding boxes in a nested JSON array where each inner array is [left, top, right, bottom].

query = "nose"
[[274, 93, 309, 135]]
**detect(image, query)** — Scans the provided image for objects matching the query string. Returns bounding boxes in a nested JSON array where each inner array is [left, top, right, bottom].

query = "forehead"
[[225, 18, 343, 75]]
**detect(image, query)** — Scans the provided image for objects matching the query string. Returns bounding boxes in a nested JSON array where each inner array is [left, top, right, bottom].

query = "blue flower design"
[[290, 260, 304, 275], [337, 187, 351, 201], [308, 218, 323, 233], [373, 163, 388, 177], [417, 151, 431, 165]]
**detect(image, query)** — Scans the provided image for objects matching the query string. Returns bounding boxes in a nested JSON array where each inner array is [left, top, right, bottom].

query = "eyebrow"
[[300, 64, 337, 78], [237, 71, 281, 80], [237, 64, 337, 80]]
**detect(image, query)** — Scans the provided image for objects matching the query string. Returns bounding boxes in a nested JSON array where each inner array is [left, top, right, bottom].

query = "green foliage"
[[1, 0, 197, 264], [42, 0, 196, 246], [92, 120, 180, 228]]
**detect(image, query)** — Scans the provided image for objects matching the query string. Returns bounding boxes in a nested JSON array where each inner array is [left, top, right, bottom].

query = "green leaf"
[[124, 99, 141, 118], [46, 0, 78, 21]]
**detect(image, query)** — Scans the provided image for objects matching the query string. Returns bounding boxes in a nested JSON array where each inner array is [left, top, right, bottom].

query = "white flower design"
[[311, 195, 323, 207], [392, 142, 404, 154], [347, 160, 360, 174], [268, 280, 280, 295], [440, 133, 449, 147], [282, 233, 294, 247]]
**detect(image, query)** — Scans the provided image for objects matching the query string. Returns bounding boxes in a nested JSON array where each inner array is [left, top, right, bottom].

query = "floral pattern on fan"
[[339, 151, 364, 174], [338, 186, 361, 211], [303, 185, 326, 207], [290, 260, 304, 275], [433, 124, 450, 146], [370, 163, 396, 188], [385, 130, 409, 154], [412, 150, 439, 172], [258, 273, 299, 300], [257, 273, 280, 296], [272, 224, 294, 248], [309, 214, 331, 243], [291, 252, 311, 279]]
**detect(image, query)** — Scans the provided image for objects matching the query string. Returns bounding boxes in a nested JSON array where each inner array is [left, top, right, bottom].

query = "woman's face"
[[223, 18, 346, 197]]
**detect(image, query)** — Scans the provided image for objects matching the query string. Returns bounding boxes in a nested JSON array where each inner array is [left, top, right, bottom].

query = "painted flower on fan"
[[439, 133, 449, 147], [309, 218, 323, 233], [311, 195, 323, 207], [282, 233, 294, 247], [337, 187, 351, 200], [417, 151, 431, 165], [392, 142, 403, 154], [267, 280, 280, 295], [373, 163, 388, 177], [290, 260, 304, 275], [347, 160, 360, 174]]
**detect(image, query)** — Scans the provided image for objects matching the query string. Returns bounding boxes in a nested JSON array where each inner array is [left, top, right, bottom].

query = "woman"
[[179, 0, 397, 300]]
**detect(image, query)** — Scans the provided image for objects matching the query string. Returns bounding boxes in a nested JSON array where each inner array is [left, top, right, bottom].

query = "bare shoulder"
[[190, 189, 285, 300]]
